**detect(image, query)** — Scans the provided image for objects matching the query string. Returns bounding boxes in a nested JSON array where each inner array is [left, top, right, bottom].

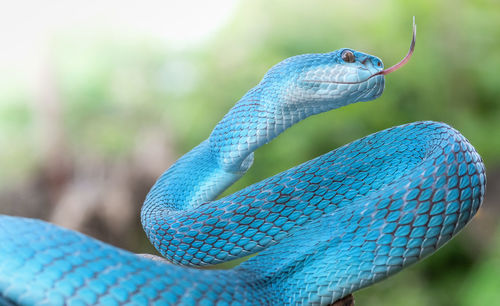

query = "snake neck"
[[143, 85, 310, 212], [209, 84, 317, 172]]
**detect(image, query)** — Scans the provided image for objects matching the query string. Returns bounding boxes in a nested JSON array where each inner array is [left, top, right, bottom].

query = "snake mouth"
[[302, 73, 383, 85]]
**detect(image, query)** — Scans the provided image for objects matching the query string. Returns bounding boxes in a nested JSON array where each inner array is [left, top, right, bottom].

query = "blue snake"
[[0, 23, 486, 305]]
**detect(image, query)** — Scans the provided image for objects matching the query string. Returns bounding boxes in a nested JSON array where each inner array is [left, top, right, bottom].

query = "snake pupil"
[[341, 50, 355, 63]]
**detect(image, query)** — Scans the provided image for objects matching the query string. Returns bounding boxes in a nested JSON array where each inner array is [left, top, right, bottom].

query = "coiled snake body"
[[0, 29, 486, 305]]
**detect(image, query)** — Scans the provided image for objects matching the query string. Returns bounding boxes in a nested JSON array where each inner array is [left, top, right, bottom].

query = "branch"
[[332, 294, 355, 306]]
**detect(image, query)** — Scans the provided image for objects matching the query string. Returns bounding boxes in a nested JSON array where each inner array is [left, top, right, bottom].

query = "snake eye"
[[341, 50, 355, 63]]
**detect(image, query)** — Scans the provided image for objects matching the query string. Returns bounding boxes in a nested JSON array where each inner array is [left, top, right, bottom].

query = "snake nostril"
[[361, 58, 368, 65]]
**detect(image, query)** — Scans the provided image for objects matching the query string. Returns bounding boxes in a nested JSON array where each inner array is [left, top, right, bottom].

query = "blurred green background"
[[1, 0, 499, 305]]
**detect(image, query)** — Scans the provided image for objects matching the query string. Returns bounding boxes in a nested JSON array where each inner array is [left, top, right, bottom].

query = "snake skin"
[[0, 49, 486, 305]]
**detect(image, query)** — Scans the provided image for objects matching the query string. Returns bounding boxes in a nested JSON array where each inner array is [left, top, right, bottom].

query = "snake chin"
[[356, 74, 385, 102]]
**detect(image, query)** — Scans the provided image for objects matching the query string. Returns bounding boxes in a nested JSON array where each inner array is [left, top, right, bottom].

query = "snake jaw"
[[302, 73, 383, 85]]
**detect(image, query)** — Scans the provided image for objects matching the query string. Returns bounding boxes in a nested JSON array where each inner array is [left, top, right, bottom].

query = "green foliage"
[[459, 227, 500, 305], [0, 86, 36, 183]]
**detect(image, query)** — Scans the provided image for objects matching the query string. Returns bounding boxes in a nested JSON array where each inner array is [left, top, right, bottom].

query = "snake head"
[[259, 49, 386, 117], [260, 18, 416, 118]]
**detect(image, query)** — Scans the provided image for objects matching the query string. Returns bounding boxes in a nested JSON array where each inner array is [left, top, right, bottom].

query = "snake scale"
[[0, 21, 486, 305]]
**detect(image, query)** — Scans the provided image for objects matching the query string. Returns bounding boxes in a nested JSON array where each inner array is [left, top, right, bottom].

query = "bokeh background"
[[1, 0, 499, 305]]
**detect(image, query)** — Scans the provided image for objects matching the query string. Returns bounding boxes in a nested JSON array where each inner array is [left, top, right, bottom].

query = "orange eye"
[[341, 50, 355, 63]]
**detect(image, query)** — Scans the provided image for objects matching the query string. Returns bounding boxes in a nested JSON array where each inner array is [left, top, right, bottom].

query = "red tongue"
[[379, 17, 416, 75]]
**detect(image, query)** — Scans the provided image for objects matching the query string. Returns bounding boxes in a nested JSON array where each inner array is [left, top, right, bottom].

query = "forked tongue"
[[378, 17, 416, 75]]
